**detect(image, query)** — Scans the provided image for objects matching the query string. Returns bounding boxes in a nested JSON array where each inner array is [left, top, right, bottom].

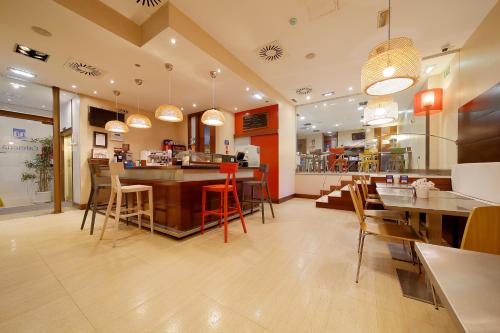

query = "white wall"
[[215, 110, 235, 155], [278, 101, 296, 199], [295, 173, 353, 195], [0, 116, 53, 207]]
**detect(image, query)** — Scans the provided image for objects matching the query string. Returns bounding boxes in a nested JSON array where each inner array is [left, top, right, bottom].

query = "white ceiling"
[[170, 0, 497, 105], [99, 0, 164, 25], [0, 0, 271, 116]]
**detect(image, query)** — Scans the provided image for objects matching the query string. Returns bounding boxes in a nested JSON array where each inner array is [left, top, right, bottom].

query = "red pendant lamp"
[[413, 88, 443, 116]]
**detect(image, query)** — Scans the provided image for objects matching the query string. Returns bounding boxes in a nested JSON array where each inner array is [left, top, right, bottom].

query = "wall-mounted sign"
[[243, 112, 268, 131], [110, 132, 124, 142], [13, 128, 26, 138]]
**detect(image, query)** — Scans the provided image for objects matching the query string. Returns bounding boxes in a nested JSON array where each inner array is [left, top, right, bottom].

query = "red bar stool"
[[201, 162, 247, 243]]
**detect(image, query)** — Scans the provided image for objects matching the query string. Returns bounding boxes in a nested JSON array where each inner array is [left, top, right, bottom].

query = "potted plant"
[[20, 137, 53, 203], [411, 178, 435, 199]]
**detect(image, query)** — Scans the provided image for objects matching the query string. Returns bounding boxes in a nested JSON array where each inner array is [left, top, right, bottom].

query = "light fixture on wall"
[[127, 79, 152, 129], [361, 0, 421, 96], [155, 63, 183, 122], [413, 88, 443, 116], [201, 71, 225, 126], [364, 96, 398, 125], [105, 90, 129, 133]]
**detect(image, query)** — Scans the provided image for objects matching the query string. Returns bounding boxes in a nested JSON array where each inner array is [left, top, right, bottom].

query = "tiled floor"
[[0, 198, 458, 332]]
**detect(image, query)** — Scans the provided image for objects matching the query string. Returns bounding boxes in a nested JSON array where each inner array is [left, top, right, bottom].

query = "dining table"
[[416, 243, 500, 333]]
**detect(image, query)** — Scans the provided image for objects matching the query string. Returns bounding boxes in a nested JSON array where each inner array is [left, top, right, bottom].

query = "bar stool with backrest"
[[242, 164, 275, 224], [81, 162, 112, 235], [201, 162, 247, 243], [348, 184, 423, 283], [100, 162, 154, 247]]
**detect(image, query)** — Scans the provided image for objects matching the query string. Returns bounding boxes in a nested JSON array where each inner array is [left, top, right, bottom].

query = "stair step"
[[328, 190, 341, 198], [316, 195, 329, 203]]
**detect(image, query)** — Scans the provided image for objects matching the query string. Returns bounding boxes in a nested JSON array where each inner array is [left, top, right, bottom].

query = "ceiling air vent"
[[65, 58, 105, 78], [291, 98, 298, 103], [257, 40, 284, 62], [303, 122, 312, 126], [296, 87, 312, 95], [136, 0, 162, 7], [359, 101, 368, 106]]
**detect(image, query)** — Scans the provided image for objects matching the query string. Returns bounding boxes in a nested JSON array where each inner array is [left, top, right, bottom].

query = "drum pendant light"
[[364, 95, 398, 125], [361, 0, 421, 96], [127, 79, 152, 129], [201, 71, 225, 126], [105, 90, 129, 133], [155, 63, 183, 122]]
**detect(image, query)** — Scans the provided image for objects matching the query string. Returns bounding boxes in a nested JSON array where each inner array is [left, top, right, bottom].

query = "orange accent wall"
[[235, 104, 279, 200]]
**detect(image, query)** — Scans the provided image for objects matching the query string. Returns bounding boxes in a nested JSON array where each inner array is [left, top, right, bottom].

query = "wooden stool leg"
[[136, 192, 142, 230], [223, 191, 228, 243], [201, 189, 206, 234], [233, 188, 247, 234], [266, 182, 275, 218], [100, 190, 115, 240], [113, 191, 122, 247], [147, 189, 154, 233], [81, 188, 94, 230], [90, 187, 99, 235], [260, 184, 265, 224]]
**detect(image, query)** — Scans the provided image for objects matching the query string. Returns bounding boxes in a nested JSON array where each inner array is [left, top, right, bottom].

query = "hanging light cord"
[[386, 0, 392, 67], [212, 75, 216, 109], [168, 71, 172, 104], [115, 93, 118, 120]]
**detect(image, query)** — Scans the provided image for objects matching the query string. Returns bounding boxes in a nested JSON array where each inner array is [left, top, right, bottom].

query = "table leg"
[[426, 213, 443, 244]]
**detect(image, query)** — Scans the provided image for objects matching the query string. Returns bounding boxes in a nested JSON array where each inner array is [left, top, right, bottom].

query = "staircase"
[[315, 180, 355, 211]]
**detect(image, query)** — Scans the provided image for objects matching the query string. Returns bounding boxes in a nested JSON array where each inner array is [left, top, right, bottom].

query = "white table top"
[[415, 243, 500, 333], [376, 188, 490, 217]]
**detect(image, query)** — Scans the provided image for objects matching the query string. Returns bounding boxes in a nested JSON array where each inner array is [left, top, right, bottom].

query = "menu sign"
[[243, 112, 268, 131]]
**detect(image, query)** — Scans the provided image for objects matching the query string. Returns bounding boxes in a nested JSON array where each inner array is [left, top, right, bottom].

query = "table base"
[[396, 268, 442, 307], [388, 243, 414, 262]]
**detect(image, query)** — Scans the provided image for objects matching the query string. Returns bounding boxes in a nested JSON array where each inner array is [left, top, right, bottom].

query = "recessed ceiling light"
[[323, 103, 327, 107], [335, 124, 340, 127], [306, 95, 311, 100], [180, 107, 184, 111], [322, 91, 334, 97], [327, 131, 332, 134], [348, 98, 355, 102], [71, 84, 77, 89], [300, 116, 305, 120], [253, 94, 263, 100], [425, 65, 435, 74], [314, 105, 318, 108], [110, 79, 115, 84], [357, 106, 364, 111], [170, 38, 176, 45], [245, 87, 250, 91], [7, 98, 12, 102], [348, 86, 353, 91], [192, 103, 197, 107], [14, 44, 49, 62], [312, 125, 317, 129], [93, 90, 97, 94], [8, 67, 36, 78], [8, 141, 14, 145], [9, 82, 26, 89], [217, 68, 221, 73], [234, 107, 238, 111]]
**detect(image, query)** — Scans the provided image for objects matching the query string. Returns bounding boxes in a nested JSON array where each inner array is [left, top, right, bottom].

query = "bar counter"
[[119, 165, 257, 238]]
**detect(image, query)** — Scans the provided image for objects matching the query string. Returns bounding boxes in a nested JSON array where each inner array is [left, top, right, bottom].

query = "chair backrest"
[[348, 184, 366, 228], [352, 181, 364, 208], [359, 177, 369, 200], [88, 161, 109, 189], [461, 206, 500, 255], [109, 162, 125, 191], [219, 162, 238, 188]]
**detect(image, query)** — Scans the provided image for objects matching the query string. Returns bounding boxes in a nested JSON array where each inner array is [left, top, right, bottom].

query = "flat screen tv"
[[352, 132, 365, 141], [458, 82, 500, 163], [88, 106, 125, 128]]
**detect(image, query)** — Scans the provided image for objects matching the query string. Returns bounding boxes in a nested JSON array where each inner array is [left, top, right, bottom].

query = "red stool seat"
[[201, 163, 247, 243]]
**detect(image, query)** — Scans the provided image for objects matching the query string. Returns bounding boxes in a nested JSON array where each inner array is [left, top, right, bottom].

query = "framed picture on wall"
[[93, 131, 107, 148]]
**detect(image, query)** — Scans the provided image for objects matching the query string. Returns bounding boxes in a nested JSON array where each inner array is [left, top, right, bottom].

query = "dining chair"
[[359, 177, 383, 208], [461, 206, 500, 255], [353, 182, 407, 223], [100, 162, 154, 247], [348, 184, 423, 283]]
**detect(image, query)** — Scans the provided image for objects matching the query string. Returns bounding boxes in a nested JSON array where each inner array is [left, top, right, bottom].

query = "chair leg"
[[265, 182, 275, 218], [125, 193, 129, 226], [223, 191, 228, 243], [90, 188, 99, 235], [233, 188, 247, 234], [148, 189, 154, 233], [201, 189, 206, 234], [260, 185, 265, 224], [219, 192, 223, 227], [250, 186, 254, 214], [113, 191, 122, 247], [357, 228, 362, 253], [431, 283, 439, 310], [356, 232, 366, 283], [100, 190, 115, 240], [81, 188, 94, 230], [136, 192, 142, 230]]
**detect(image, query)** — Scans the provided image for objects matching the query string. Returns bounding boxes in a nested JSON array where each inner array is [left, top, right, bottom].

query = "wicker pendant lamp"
[[127, 79, 152, 129], [201, 71, 225, 126], [361, 0, 421, 96], [105, 90, 129, 133], [155, 63, 183, 122], [364, 95, 398, 125]]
